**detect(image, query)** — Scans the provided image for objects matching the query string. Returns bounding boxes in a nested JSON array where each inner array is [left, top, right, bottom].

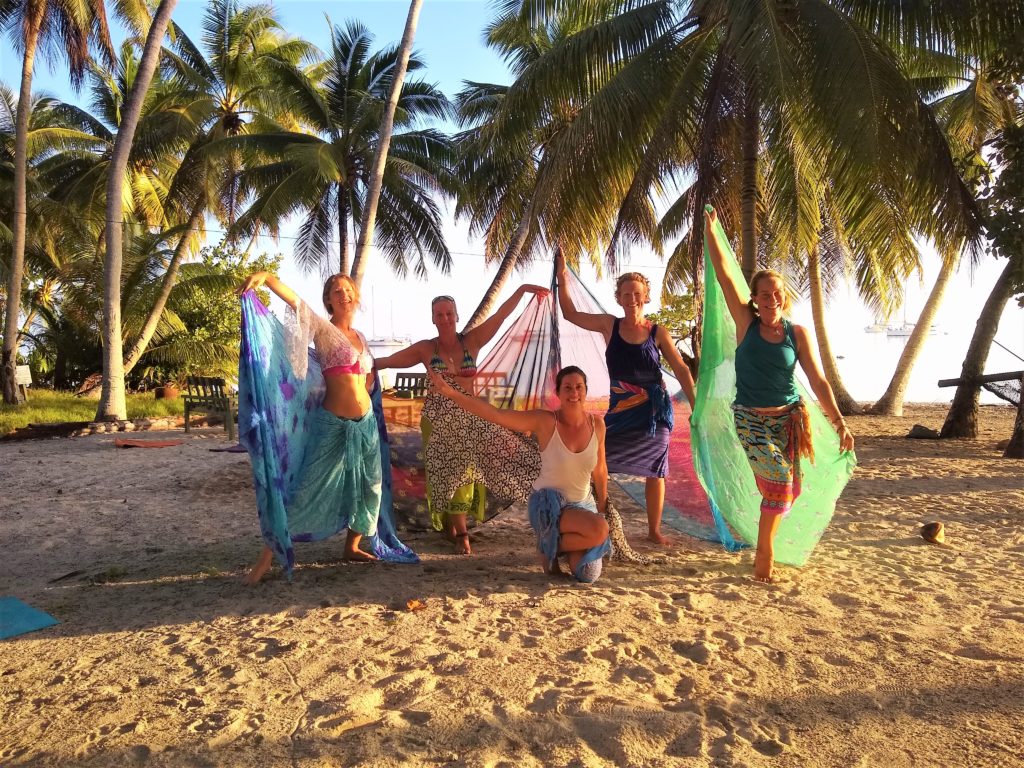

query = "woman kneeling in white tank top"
[[427, 365, 611, 582]]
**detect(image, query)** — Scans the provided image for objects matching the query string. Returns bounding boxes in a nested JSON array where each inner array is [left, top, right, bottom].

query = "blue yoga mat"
[[0, 596, 59, 640]]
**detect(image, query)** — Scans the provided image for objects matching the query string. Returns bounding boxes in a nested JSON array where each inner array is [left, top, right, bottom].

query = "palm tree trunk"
[[349, 0, 423, 290], [739, 84, 759, 283], [339, 188, 350, 275], [868, 254, 957, 416], [2, 16, 42, 405], [940, 258, 1018, 438], [96, 0, 180, 421], [464, 208, 533, 331], [807, 245, 860, 414], [122, 201, 205, 374]]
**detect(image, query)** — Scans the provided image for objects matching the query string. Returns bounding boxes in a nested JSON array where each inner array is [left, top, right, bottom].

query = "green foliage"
[[23, 305, 102, 391], [136, 242, 280, 385], [646, 292, 697, 341], [228, 19, 456, 277], [979, 122, 1024, 302], [0, 390, 184, 435]]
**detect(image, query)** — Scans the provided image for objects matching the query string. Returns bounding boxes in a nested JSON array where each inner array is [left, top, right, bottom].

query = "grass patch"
[[0, 390, 184, 435]]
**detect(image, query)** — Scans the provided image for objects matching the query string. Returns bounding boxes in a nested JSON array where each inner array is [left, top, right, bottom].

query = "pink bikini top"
[[318, 328, 373, 376], [290, 298, 373, 376]]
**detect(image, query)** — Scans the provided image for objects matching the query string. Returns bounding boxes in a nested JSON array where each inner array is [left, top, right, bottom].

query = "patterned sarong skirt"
[[732, 404, 813, 516]]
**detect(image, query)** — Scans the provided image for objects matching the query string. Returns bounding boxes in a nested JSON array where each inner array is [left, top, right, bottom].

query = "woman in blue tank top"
[[704, 208, 855, 582], [556, 250, 697, 546]]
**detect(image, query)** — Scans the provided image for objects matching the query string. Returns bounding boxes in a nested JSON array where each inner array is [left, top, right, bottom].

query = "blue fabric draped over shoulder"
[[237, 291, 418, 576]]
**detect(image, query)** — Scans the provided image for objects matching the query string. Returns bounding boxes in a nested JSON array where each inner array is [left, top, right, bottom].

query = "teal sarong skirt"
[[287, 408, 382, 541]]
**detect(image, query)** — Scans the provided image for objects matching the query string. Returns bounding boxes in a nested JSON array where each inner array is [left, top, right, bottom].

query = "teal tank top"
[[734, 318, 800, 407]]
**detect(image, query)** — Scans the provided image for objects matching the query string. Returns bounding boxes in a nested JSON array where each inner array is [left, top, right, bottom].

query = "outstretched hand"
[[520, 284, 551, 302], [236, 271, 269, 296], [703, 205, 718, 230], [554, 249, 567, 278]]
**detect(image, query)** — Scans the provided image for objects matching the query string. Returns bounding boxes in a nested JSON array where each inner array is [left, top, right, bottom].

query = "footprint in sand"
[[672, 639, 714, 665]]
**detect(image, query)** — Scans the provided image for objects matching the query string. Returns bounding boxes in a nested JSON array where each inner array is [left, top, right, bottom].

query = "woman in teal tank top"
[[704, 208, 855, 582]]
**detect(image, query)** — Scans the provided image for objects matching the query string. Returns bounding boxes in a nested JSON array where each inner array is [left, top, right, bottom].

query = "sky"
[[3, 0, 1022, 404]]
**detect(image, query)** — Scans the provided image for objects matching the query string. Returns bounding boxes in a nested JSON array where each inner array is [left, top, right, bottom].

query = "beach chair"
[[183, 376, 238, 440]]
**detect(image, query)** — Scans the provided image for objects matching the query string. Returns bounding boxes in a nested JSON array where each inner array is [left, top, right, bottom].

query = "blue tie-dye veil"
[[237, 292, 418, 575]]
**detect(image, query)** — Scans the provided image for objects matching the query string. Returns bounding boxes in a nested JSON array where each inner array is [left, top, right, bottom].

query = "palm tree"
[[454, 78, 544, 330], [458, 3, 663, 328], [40, 45, 184, 230], [942, 119, 1024, 439], [119, 0, 315, 374], [869, 62, 1021, 416], [0, 86, 104, 371], [491, 1, 1014, 413], [0, 0, 114, 404], [350, 0, 423, 290], [229, 19, 455, 281], [98, 0, 180, 422]]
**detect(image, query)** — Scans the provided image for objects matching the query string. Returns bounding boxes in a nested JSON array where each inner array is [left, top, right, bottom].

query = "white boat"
[[886, 323, 941, 339]]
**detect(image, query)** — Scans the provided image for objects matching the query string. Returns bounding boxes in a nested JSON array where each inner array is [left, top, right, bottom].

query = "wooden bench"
[[938, 370, 1023, 406], [184, 376, 238, 440], [393, 372, 428, 398]]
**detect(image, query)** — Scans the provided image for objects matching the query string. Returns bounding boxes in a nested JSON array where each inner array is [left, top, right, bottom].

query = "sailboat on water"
[[864, 306, 942, 338]]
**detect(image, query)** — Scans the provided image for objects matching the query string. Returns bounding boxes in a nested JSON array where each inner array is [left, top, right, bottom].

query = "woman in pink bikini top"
[[238, 271, 374, 420], [234, 270, 380, 581]]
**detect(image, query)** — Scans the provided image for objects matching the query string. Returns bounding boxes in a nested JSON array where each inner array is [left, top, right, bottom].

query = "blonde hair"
[[747, 269, 791, 314], [322, 274, 359, 314], [615, 272, 651, 303]]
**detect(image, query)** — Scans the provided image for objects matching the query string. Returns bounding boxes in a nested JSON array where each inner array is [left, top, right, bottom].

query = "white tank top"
[[532, 414, 598, 504]]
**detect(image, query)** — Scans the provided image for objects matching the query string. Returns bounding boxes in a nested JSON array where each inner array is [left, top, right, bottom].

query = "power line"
[[14, 210, 677, 271]]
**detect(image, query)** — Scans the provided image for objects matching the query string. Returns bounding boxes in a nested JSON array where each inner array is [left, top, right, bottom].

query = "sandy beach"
[[1, 404, 1022, 767]]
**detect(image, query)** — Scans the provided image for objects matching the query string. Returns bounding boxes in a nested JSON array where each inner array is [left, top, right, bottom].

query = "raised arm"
[[703, 207, 754, 335], [793, 325, 855, 452], [464, 283, 551, 351], [591, 419, 609, 512], [427, 370, 551, 435], [236, 271, 300, 309], [555, 249, 615, 339], [654, 325, 696, 408], [374, 339, 431, 371]]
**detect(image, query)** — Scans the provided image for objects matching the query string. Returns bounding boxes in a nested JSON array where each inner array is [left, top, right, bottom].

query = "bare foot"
[[243, 548, 274, 585], [753, 549, 775, 583], [537, 551, 561, 575], [453, 532, 472, 555], [344, 548, 379, 562], [566, 550, 584, 574], [646, 531, 674, 547]]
